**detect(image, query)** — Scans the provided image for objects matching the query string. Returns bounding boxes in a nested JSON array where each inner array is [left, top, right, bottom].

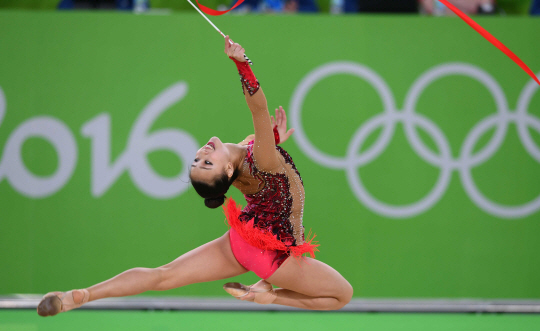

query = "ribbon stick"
[[188, 0, 253, 64], [439, 0, 540, 86], [194, 0, 245, 15]]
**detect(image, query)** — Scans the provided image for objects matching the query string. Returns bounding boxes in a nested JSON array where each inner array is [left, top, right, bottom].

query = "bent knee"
[[334, 282, 353, 310]]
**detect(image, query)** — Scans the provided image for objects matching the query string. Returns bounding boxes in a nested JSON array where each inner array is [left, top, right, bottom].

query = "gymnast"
[[37, 37, 352, 316]]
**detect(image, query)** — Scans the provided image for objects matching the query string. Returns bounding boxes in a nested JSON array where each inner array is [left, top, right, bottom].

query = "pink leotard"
[[225, 141, 318, 279]]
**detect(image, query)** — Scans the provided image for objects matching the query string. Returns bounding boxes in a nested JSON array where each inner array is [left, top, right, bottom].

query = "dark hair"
[[191, 169, 239, 209]]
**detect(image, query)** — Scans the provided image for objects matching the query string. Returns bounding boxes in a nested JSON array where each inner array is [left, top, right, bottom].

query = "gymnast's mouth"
[[206, 142, 215, 150]]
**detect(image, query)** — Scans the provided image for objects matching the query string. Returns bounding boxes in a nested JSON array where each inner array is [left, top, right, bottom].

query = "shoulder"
[[239, 134, 255, 146]]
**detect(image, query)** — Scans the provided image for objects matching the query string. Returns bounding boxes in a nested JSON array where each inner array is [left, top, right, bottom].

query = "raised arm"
[[225, 36, 281, 171]]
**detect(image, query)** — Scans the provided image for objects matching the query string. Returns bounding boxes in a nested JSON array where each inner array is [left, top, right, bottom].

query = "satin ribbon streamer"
[[194, 0, 539, 86], [439, 0, 540, 86], [195, 0, 245, 15]]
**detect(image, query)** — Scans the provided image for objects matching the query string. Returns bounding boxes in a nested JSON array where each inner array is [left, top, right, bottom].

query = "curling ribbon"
[[439, 0, 540, 86], [194, 0, 245, 15], [196, 0, 539, 86]]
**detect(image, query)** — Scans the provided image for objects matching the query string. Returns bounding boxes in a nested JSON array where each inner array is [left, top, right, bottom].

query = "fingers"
[[228, 45, 239, 58], [278, 106, 286, 127], [281, 128, 295, 142], [272, 106, 289, 129], [225, 36, 239, 57], [224, 35, 246, 60], [229, 45, 238, 57], [270, 115, 275, 126], [280, 106, 287, 124], [224, 35, 230, 53], [229, 47, 244, 59]]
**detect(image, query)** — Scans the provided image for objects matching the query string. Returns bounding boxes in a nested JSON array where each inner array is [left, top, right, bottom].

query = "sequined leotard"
[[224, 141, 318, 279], [240, 141, 304, 246]]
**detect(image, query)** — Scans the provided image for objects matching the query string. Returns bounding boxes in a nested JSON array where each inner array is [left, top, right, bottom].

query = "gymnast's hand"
[[271, 106, 295, 145], [224, 35, 247, 62]]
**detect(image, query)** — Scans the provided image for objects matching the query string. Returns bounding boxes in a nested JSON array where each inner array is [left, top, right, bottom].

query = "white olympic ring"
[[290, 62, 540, 219]]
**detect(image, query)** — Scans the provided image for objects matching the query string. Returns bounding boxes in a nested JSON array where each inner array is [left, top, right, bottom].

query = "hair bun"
[[204, 196, 226, 209]]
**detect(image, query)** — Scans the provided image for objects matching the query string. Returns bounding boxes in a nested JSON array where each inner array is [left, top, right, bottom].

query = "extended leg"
[[88, 230, 246, 301], [38, 231, 246, 316]]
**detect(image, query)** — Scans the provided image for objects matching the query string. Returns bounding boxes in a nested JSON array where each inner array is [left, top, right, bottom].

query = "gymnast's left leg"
[[244, 257, 353, 311]]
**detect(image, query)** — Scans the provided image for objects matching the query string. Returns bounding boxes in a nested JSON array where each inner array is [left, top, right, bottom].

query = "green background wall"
[[0, 0, 535, 15], [0, 12, 539, 298]]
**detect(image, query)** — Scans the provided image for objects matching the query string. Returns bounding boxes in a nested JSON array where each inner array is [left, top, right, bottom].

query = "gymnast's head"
[[189, 137, 240, 209]]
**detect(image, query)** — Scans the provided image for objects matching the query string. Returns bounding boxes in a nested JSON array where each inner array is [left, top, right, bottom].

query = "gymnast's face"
[[190, 137, 232, 184]]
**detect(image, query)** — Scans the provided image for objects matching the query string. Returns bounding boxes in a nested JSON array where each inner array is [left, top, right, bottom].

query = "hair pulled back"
[[191, 169, 240, 209]]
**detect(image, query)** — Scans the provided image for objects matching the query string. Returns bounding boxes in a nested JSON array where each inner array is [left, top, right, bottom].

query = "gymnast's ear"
[[225, 163, 234, 179]]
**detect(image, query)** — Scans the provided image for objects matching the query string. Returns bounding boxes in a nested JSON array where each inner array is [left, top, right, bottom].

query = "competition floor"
[[2, 310, 540, 331]]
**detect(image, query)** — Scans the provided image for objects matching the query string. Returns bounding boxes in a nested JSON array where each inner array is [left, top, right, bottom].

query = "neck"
[[225, 143, 248, 174]]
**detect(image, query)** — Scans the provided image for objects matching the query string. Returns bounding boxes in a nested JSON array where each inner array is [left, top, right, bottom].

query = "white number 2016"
[[0, 82, 199, 199]]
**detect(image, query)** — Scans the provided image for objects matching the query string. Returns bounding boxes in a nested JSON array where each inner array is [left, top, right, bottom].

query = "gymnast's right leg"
[[37, 231, 247, 316]]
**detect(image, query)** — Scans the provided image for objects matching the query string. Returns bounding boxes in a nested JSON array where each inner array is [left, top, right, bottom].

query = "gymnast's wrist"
[[229, 56, 247, 64], [230, 56, 260, 96]]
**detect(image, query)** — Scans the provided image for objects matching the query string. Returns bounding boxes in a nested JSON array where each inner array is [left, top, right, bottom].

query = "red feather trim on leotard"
[[223, 198, 319, 258]]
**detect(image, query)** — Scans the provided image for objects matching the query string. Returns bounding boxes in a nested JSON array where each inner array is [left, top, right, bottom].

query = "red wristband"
[[273, 125, 280, 145], [230, 57, 260, 96]]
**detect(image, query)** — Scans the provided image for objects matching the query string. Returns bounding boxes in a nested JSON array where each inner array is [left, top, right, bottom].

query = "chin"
[[210, 136, 223, 146]]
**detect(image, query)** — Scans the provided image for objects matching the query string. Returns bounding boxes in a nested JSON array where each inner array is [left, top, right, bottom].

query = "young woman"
[[37, 37, 352, 316]]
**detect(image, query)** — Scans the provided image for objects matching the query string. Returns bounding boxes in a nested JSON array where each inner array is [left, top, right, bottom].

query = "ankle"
[[252, 279, 272, 290], [254, 289, 277, 305], [252, 281, 276, 305], [72, 289, 89, 305]]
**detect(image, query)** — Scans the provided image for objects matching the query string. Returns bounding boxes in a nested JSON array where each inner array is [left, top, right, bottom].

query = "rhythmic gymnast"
[[37, 37, 353, 316]]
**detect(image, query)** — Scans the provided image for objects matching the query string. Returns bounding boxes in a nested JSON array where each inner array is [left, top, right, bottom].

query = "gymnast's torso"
[[231, 139, 306, 248]]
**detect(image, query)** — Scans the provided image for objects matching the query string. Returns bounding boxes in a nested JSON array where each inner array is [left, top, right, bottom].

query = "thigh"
[[156, 231, 248, 290], [266, 257, 352, 299]]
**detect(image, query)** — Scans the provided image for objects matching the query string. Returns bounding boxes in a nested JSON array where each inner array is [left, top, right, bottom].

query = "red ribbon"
[[195, 0, 539, 86], [194, 0, 245, 15], [439, 0, 539, 86]]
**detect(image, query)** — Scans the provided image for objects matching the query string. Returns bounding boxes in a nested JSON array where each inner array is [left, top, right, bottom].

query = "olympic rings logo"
[[290, 62, 540, 219]]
